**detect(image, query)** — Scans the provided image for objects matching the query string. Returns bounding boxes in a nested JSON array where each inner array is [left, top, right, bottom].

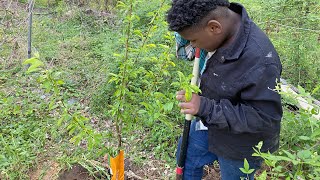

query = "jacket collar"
[[214, 3, 251, 63]]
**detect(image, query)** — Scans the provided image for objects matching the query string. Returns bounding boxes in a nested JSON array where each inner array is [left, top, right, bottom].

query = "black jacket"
[[195, 3, 283, 161]]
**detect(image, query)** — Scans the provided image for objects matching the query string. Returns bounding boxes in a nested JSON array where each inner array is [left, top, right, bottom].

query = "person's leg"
[[218, 156, 263, 180], [176, 120, 217, 179]]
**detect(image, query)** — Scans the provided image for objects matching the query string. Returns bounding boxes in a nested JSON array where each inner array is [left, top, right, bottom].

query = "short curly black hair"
[[166, 0, 230, 32]]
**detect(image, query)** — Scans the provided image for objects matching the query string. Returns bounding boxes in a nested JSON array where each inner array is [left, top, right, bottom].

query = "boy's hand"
[[176, 90, 201, 115]]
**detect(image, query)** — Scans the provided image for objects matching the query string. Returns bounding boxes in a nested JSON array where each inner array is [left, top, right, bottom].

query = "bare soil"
[[58, 165, 94, 180]]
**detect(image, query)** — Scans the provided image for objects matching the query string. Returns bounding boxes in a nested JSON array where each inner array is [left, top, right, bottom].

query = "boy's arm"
[[196, 63, 282, 134]]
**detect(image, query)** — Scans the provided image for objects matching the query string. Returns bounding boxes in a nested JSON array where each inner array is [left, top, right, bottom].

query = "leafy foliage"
[[253, 87, 320, 179], [238, 0, 320, 99]]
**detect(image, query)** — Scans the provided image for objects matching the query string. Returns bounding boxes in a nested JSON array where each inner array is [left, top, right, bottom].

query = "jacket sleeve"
[[195, 63, 282, 134]]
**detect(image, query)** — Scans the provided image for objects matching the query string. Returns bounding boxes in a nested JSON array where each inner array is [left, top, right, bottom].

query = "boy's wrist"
[[195, 96, 210, 118]]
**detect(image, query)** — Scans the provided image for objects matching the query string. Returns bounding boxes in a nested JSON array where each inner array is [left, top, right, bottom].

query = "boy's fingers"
[[176, 90, 187, 101], [176, 94, 186, 101], [176, 90, 186, 95], [179, 102, 193, 109], [181, 109, 192, 114], [180, 107, 196, 115]]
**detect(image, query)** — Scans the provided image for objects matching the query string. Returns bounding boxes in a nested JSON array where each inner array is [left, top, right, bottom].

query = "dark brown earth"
[[58, 165, 93, 180]]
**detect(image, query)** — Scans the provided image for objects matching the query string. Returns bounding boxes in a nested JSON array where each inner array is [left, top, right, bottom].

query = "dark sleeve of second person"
[[196, 62, 283, 134]]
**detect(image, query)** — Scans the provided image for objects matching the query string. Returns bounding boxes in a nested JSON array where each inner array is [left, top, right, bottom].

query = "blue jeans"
[[176, 120, 262, 180]]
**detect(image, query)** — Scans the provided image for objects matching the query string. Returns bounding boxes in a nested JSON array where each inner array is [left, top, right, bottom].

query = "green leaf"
[[132, 14, 140, 21], [23, 57, 38, 65], [252, 153, 260, 157], [26, 65, 42, 73], [311, 128, 320, 138], [190, 85, 201, 94], [268, 155, 292, 163], [23, 57, 44, 73], [297, 150, 312, 160], [42, 80, 52, 92], [171, 82, 180, 87], [282, 150, 296, 160], [297, 85, 306, 94], [255, 141, 263, 150], [185, 88, 192, 102], [239, 168, 246, 173], [177, 71, 184, 82], [69, 135, 81, 145], [48, 101, 58, 110], [56, 80, 64, 85], [256, 170, 267, 180], [68, 126, 76, 135], [311, 108, 319, 115], [243, 158, 250, 170], [146, 44, 157, 48], [113, 53, 122, 57], [311, 84, 320, 95], [247, 169, 255, 174], [298, 136, 311, 141], [158, 44, 169, 49], [57, 117, 64, 126], [116, 1, 127, 8], [153, 113, 160, 119], [163, 102, 174, 112], [133, 30, 143, 38], [137, 110, 147, 114], [140, 102, 150, 109]]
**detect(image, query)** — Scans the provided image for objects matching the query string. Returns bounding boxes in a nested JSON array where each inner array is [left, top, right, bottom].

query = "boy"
[[166, 0, 283, 179]]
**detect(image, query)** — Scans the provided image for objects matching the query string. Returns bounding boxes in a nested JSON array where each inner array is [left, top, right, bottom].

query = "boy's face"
[[178, 21, 224, 52]]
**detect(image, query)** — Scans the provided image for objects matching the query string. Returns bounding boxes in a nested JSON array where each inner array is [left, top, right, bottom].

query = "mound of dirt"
[[58, 164, 93, 180]]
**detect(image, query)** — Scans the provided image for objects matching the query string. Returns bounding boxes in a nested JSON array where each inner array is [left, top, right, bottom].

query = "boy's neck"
[[221, 9, 242, 48]]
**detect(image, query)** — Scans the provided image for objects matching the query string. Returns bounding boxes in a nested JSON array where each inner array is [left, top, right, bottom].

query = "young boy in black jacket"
[[166, 0, 282, 179]]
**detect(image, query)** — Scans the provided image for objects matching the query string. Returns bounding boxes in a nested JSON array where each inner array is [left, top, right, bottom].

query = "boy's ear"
[[206, 20, 222, 34]]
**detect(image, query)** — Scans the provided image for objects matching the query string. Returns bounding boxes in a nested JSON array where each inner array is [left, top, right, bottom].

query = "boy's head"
[[166, 0, 232, 52]]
